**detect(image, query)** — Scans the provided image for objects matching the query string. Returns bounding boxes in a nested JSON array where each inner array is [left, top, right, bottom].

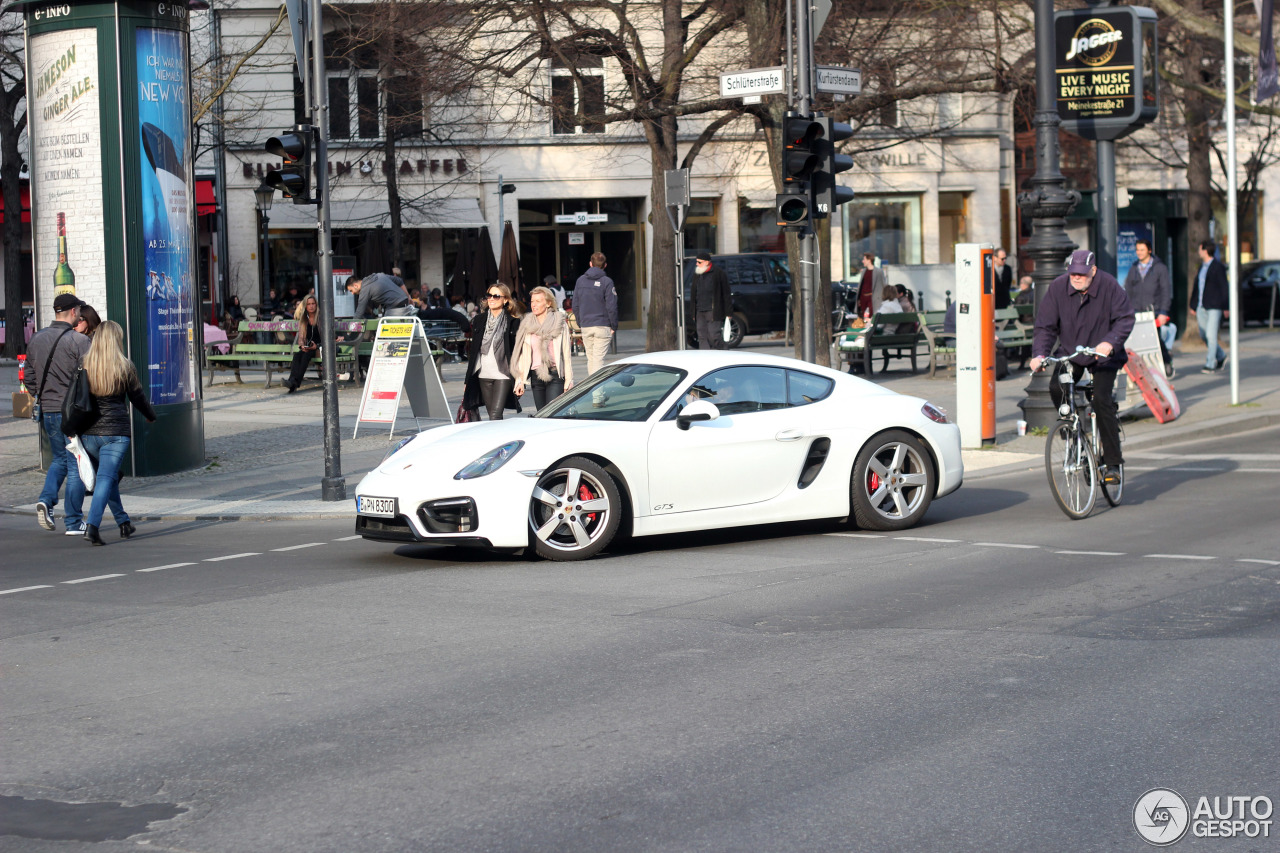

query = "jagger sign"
[[1054, 6, 1159, 141]]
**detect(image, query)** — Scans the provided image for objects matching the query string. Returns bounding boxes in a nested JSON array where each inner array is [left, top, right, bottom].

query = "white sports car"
[[354, 350, 963, 560]]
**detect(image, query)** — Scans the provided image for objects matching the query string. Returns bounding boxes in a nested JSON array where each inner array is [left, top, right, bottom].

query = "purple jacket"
[[1032, 270, 1135, 368]]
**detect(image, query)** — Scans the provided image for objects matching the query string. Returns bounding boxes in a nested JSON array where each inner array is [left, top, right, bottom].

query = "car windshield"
[[535, 363, 687, 422]]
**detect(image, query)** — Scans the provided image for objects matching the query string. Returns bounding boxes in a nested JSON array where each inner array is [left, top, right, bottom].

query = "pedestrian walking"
[[1123, 238, 1176, 377], [77, 321, 157, 544], [513, 286, 575, 410], [572, 252, 617, 375], [542, 275, 567, 310], [691, 252, 731, 350], [462, 282, 523, 420], [1191, 240, 1231, 374], [28, 293, 92, 534]]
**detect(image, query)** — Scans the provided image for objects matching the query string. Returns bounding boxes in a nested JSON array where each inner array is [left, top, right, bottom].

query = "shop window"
[[739, 199, 783, 254], [843, 196, 921, 273], [938, 192, 969, 264], [683, 198, 718, 255], [550, 52, 604, 135]]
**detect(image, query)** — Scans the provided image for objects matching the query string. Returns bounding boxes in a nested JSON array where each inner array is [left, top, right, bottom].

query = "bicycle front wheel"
[[1045, 422, 1097, 519], [1101, 462, 1124, 506]]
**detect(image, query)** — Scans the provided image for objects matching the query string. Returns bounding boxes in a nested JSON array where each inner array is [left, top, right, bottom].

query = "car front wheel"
[[529, 456, 622, 560], [850, 430, 936, 530]]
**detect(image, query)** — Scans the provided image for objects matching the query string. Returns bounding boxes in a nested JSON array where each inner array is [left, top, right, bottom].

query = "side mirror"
[[676, 399, 720, 430]]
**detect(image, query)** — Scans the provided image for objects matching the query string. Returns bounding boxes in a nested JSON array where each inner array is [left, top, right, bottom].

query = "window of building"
[[739, 198, 783, 254], [937, 192, 969, 264], [550, 51, 605, 135], [323, 34, 424, 142], [684, 199, 718, 255], [843, 195, 921, 273], [872, 70, 899, 128]]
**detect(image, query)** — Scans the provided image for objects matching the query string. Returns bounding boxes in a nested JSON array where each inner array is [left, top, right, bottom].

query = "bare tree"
[[1, 11, 26, 358]]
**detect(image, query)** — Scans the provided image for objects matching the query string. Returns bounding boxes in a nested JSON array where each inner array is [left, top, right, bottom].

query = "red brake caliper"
[[867, 471, 881, 493], [578, 483, 598, 524]]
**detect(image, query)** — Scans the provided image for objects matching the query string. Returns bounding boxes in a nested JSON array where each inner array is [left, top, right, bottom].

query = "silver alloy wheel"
[[529, 465, 613, 553], [860, 439, 930, 523]]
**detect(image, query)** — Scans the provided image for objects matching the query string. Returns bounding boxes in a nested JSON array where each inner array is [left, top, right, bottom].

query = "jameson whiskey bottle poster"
[[27, 29, 106, 313], [138, 27, 196, 404]]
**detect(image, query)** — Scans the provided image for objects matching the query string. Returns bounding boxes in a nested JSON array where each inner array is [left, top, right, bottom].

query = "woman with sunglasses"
[[462, 282, 524, 420]]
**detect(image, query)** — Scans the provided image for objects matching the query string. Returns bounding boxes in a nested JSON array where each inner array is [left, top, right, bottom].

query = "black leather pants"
[[479, 378, 513, 420]]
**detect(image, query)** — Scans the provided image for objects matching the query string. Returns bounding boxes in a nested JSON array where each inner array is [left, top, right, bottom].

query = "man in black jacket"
[[1191, 240, 1230, 373], [1124, 239, 1175, 377], [691, 252, 731, 349], [27, 293, 92, 534], [991, 248, 1013, 309]]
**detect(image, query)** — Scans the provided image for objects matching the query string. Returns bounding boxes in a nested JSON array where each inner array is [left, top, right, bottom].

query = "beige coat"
[[513, 324, 575, 389]]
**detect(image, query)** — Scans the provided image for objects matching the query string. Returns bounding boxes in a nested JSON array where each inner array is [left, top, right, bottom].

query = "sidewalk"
[[1, 325, 1276, 522]]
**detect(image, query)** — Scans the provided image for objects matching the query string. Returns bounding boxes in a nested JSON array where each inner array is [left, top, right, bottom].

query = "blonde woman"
[[284, 294, 321, 393], [513, 286, 575, 409], [462, 282, 524, 420], [79, 320, 157, 545]]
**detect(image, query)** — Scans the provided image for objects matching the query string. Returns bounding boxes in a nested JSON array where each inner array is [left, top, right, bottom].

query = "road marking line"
[[826, 532, 886, 539], [0, 585, 54, 595], [137, 562, 196, 573], [332, 535, 363, 542], [1238, 558, 1280, 566], [203, 553, 261, 562], [62, 574, 125, 584], [1056, 550, 1125, 556], [1127, 466, 1280, 473], [895, 536, 962, 543], [271, 543, 326, 552], [1145, 553, 1215, 561], [974, 542, 1039, 549]]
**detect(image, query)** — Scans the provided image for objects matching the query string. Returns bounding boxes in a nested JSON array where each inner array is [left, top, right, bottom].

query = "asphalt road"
[[2, 427, 1278, 852]]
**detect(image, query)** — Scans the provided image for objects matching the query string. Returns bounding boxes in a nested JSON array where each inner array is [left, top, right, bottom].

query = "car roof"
[[615, 349, 847, 378]]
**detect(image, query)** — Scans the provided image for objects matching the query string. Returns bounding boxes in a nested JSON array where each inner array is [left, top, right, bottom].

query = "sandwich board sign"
[[354, 317, 453, 438]]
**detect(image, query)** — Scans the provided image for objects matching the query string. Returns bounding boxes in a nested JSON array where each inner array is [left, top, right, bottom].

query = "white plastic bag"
[[66, 435, 96, 493], [722, 316, 732, 342]]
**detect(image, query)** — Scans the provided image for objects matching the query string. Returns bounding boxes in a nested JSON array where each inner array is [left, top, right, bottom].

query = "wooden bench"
[[835, 311, 925, 374], [205, 320, 357, 388], [919, 310, 956, 378], [995, 306, 1034, 371]]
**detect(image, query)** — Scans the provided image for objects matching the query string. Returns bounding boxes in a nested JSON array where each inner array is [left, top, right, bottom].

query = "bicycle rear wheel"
[[1101, 462, 1124, 506], [1045, 421, 1097, 519]]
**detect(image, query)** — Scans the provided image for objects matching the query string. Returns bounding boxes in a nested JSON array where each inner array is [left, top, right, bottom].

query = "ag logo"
[[1134, 788, 1190, 846], [1065, 18, 1123, 65]]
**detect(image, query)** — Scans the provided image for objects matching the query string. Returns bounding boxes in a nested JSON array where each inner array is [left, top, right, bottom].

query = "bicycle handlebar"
[[1033, 345, 1105, 372]]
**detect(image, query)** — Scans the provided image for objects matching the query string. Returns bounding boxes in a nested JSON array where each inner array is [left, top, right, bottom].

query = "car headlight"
[[383, 436, 415, 463], [921, 402, 949, 424], [454, 441, 525, 480]]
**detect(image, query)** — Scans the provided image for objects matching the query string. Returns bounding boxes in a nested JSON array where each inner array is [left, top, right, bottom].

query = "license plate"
[[357, 496, 397, 517]]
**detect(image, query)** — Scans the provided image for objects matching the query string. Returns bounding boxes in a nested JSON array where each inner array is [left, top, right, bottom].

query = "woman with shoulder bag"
[[79, 321, 157, 545], [283, 295, 321, 393], [462, 282, 523, 420], [513, 285, 575, 410]]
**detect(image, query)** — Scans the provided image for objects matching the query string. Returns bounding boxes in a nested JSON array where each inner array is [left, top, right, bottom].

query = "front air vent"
[[797, 438, 831, 489], [419, 497, 480, 534]]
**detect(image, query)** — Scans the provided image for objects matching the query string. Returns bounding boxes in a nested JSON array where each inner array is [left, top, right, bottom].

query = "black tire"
[[1101, 462, 1124, 506], [850, 430, 936, 530], [528, 456, 622, 560], [726, 313, 746, 349], [1045, 422, 1096, 519]]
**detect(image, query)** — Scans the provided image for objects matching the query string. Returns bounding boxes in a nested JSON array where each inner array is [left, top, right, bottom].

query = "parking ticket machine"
[[954, 243, 996, 447]]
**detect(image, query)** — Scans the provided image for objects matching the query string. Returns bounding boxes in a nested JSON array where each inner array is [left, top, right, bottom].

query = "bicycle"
[[1035, 346, 1124, 519]]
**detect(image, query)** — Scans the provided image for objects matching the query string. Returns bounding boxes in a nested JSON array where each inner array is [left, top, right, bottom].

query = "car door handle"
[[775, 429, 804, 442]]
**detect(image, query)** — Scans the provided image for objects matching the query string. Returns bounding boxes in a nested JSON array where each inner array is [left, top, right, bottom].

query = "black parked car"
[[1235, 261, 1280, 325], [681, 253, 855, 348]]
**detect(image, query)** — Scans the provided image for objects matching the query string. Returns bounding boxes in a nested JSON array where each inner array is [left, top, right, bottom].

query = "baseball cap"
[[543, 275, 557, 285], [695, 252, 712, 262], [1066, 250, 1096, 276], [53, 293, 86, 312]]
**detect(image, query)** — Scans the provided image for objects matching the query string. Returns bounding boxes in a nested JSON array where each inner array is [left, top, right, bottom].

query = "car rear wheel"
[[529, 456, 622, 560], [850, 430, 936, 530]]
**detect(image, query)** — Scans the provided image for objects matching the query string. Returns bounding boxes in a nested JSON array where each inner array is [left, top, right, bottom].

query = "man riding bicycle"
[[1029, 250, 1135, 486]]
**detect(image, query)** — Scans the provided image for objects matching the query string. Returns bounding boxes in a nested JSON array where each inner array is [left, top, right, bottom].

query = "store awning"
[[265, 196, 486, 229], [196, 179, 217, 217], [0, 183, 31, 224]]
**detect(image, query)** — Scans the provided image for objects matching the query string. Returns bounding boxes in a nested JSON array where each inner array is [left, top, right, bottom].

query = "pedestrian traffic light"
[[264, 125, 314, 204], [780, 114, 822, 189], [775, 186, 812, 232], [812, 116, 854, 218]]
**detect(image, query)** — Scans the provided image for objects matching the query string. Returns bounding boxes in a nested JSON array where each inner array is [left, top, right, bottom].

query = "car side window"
[[766, 256, 791, 285], [733, 258, 768, 285], [787, 370, 834, 406], [676, 366, 788, 417]]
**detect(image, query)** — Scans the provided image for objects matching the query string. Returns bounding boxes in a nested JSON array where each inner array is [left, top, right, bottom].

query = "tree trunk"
[[1182, 36, 1211, 350], [644, 115, 679, 353], [383, 128, 404, 270]]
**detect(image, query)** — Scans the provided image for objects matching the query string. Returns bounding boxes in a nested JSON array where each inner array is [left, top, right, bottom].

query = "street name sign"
[[816, 66, 862, 96], [554, 212, 609, 225], [719, 67, 786, 99]]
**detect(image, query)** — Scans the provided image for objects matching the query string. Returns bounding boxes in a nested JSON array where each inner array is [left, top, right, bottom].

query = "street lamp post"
[[254, 183, 274, 304], [1016, 0, 1082, 429]]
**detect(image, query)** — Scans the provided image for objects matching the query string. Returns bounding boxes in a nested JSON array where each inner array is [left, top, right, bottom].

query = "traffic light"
[[264, 125, 315, 204], [812, 116, 854, 218], [775, 187, 812, 232], [780, 114, 822, 189]]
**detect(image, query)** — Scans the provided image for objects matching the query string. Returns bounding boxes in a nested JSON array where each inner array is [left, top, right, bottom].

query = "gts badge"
[[653, 503, 674, 511]]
